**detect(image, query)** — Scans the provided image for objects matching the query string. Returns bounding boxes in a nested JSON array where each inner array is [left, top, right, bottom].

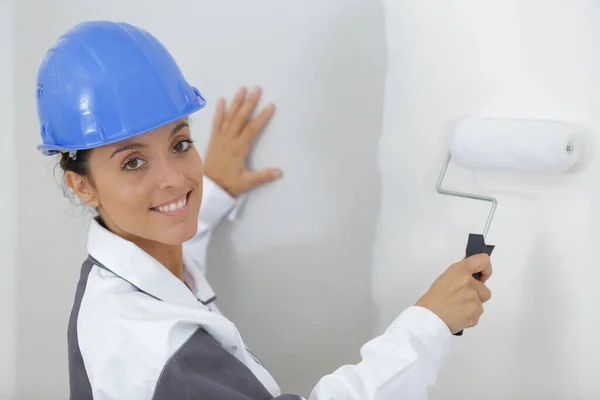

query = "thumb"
[[242, 168, 282, 190], [464, 253, 492, 280]]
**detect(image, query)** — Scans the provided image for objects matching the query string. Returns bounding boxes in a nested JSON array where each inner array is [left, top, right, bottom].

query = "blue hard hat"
[[36, 21, 206, 156]]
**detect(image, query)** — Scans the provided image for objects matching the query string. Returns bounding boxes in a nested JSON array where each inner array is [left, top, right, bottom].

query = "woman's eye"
[[173, 139, 193, 153], [123, 158, 145, 171]]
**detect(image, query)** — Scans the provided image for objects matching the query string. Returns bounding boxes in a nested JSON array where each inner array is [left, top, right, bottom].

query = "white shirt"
[[67, 176, 452, 400]]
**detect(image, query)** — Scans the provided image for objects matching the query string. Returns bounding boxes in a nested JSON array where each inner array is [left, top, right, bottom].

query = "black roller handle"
[[453, 233, 494, 336]]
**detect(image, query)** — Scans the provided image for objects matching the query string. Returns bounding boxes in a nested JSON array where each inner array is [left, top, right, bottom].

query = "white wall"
[[375, 1, 600, 399], [13, 0, 386, 397], [0, 0, 17, 398]]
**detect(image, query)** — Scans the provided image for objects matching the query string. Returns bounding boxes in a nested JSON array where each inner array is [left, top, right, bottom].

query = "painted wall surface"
[[0, 0, 17, 398], [13, 0, 386, 397], [374, 1, 600, 399]]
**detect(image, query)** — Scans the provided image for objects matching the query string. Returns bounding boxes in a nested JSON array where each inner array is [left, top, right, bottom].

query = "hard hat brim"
[[38, 97, 206, 156]]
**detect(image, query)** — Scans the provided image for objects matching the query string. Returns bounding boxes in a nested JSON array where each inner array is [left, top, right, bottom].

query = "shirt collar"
[[182, 252, 217, 305], [86, 218, 213, 308]]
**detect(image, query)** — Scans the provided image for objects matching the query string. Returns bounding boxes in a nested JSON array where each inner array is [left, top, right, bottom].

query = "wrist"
[[204, 172, 237, 197], [415, 298, 452, 334]]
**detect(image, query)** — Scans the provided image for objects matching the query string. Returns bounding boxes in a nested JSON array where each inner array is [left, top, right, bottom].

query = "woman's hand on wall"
[[415, 254, 493, 334], [203, 86, 282, 197]]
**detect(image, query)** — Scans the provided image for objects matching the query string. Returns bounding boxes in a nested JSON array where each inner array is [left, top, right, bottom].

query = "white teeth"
[[156, 195, 187, 213]]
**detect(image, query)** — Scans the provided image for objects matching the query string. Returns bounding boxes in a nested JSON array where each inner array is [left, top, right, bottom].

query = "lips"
[[151, 191, 190, 213]]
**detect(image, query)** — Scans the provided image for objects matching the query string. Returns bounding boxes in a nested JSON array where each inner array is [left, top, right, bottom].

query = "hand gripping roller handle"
[[436, 153, 495, 336]]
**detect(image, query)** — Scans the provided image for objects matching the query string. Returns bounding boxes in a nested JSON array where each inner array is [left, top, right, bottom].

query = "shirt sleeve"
[[182, 175, 245, 275], [307, 306, 452, 400]]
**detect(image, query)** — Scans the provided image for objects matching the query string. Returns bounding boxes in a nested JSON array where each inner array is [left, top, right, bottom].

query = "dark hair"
[[58, 149, 92, 177]]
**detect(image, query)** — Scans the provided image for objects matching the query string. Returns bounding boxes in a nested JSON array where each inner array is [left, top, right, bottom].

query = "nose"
[[157, 156, 185, 190]]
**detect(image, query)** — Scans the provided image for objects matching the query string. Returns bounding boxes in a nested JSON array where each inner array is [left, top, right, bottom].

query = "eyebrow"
[[109, 122, 190, 159]]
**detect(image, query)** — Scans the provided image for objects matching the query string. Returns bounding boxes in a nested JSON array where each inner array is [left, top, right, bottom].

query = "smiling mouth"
[[151, 191, 191, 214]]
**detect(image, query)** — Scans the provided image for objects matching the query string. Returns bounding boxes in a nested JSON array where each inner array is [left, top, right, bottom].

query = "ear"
[[65, 171, 100, 208]]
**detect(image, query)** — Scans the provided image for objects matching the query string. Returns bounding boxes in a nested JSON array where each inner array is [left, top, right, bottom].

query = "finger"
[[241, 103, 275, 143], [212, 98, 225, 134], [465, 295, 484, 328], [464, 253, 492, 281], [471, 302, 484, 328], [241, 168, 282, 191], [228, 86, 262, 136], [222, 87, 248, 131], [474, 281, 492, 303]]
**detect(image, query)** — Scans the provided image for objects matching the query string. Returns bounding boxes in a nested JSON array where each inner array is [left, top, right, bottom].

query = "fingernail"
[[270, 169, 282, 178]]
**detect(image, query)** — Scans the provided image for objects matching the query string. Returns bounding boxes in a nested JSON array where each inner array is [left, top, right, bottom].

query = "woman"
[[36, 21, 493, 400]]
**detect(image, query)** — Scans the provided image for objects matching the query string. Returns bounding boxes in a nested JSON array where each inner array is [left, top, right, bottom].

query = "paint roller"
[[436, 116, 583, 336]]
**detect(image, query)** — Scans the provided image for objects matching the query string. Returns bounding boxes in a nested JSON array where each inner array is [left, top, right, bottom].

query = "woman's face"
[[76, 119, 203, 246]]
